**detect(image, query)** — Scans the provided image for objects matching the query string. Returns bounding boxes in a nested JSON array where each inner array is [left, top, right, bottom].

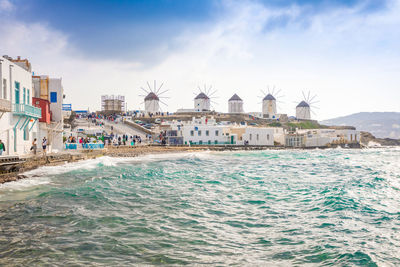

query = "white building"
[[166, 117, 275, 146], [32, 75, 64, 152], [228, 94, 243, 113], [194, 92, 210, 112], [296, 101, 311, 120], [180, 117, 234, 145], [229, 127, 274, 146], [272, 127, 286, 145], [0, 56, 41, 156], [296, 129, 360, 147], [262, 94, 277, 119], [144, 92, 160, 114]]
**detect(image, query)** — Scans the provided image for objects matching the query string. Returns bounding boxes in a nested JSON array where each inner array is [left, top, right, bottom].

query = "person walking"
[[31, 138, 37, 155], [42, 137, 48, 156], [0, 140, 5, 156]]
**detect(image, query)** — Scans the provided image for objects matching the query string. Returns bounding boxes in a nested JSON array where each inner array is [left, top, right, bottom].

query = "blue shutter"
[[50, 92, 57, 103]]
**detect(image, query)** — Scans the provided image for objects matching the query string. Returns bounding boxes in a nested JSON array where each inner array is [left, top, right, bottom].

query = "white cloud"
[[0, 0, 14, 12], [0, 0, 399, 120]]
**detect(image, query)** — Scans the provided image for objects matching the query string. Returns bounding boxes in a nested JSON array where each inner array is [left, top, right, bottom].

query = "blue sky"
[[1, 0, 399, 119]]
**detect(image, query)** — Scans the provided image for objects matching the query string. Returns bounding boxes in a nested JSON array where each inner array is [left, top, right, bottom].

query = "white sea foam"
[[21, 156, 133, 178], [0, 176, 51, 192]]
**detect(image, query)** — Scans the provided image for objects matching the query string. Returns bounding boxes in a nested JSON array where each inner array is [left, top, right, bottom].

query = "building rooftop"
[[229, 93, 242, 101], [195, 92, 209, 100], [263, 94, 276, 101], [296, 100, 310, 108], [145, 92, 159, 101]]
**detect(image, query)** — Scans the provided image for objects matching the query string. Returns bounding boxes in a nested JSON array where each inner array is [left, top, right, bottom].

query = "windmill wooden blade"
[[156, 83, 164, 94], [140, 87, 149, 94]]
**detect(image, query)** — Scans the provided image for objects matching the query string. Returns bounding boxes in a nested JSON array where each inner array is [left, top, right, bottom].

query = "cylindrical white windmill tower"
[[296, 101, 311, 120], [144, 92, 160, 114], [194, 92, 210, 111], [228, 94, 243, 113], [262, 94, 277, 119]]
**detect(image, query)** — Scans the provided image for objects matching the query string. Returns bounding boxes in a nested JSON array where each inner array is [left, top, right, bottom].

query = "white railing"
[[12, 103, 41, 118]]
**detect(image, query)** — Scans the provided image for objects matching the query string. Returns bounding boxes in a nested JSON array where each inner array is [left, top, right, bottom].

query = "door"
[[15, 82, 20, 104]]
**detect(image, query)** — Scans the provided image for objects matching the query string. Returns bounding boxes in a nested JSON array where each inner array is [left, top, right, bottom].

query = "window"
[[256, 134, 259, 141], [50, 92, 57, 103], [198, 130, 201, 136], [23, 88, 26, 104], [215, 130, 219, 136], [190, 130, 194, 136], [250, 134, 252, 140], [208, 140, 211, 144], [27, 90, 30, 104], [215, 140, 218, 144], [267, 134, 270, 140], [206, 130, 209, 136], [14, 82, 20, 104], [199, 140, 203, 144]]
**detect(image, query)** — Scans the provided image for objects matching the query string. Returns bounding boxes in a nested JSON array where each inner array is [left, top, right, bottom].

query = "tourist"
[[42, 137, 48, 156], [0, 140, 5, 155], [31, 138, 37, 155]]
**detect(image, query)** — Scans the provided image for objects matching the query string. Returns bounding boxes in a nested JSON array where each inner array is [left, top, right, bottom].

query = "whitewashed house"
[[32, 75, 64, 152], [181, 117, 235, 145], [0, 56, 41, 156], [229, 127, 274, 146], [296, 129, 360, 147]]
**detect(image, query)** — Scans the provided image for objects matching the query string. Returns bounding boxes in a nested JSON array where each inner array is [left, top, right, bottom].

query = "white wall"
[[0, 56, 39, 156], [242, 127, 274, 146], [194, 98, 210, 111], [49, 78, 63, 122], [296, 106, 311, 120], [272, 127, 285, 145], [262, 100, 277, 118], [145, 99, 159, 114], [182, 124, 232, 144], [228, 100, 243, 113]]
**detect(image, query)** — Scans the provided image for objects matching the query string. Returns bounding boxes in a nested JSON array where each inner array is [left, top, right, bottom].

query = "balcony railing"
[[0, 98, 12, 112], [12, 103, 42, 118]]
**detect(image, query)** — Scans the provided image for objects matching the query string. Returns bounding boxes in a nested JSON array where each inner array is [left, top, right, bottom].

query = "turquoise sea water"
[[0, 148, 400, 266]]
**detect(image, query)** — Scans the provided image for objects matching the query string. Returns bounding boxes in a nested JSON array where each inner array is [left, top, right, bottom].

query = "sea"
[[0, 148, 399, 266]]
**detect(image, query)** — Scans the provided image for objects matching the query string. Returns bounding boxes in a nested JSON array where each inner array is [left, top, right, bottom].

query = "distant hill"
[[321, 112, 400, 139]]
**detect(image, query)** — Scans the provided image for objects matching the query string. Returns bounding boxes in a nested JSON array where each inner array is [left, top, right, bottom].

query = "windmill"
[[228, 93, 243, 113], [259, 85, 284, 119], [139, 80, 169, 114], [295, 90, 319, 120], [193, 84, 218, 112]]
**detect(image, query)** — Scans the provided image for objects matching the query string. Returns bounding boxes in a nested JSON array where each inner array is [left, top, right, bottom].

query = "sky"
[[0, 0, 399, 120]]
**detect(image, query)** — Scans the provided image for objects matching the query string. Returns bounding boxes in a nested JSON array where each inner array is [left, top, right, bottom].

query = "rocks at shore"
[[361, 131, 400, 146]]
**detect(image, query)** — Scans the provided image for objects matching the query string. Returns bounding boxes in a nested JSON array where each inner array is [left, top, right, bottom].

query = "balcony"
[[0, 98, 12, 112], [13, 103, 42, 118]]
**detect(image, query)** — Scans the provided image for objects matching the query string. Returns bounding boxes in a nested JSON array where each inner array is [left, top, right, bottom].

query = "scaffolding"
[[101, 95, 125, 113]]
